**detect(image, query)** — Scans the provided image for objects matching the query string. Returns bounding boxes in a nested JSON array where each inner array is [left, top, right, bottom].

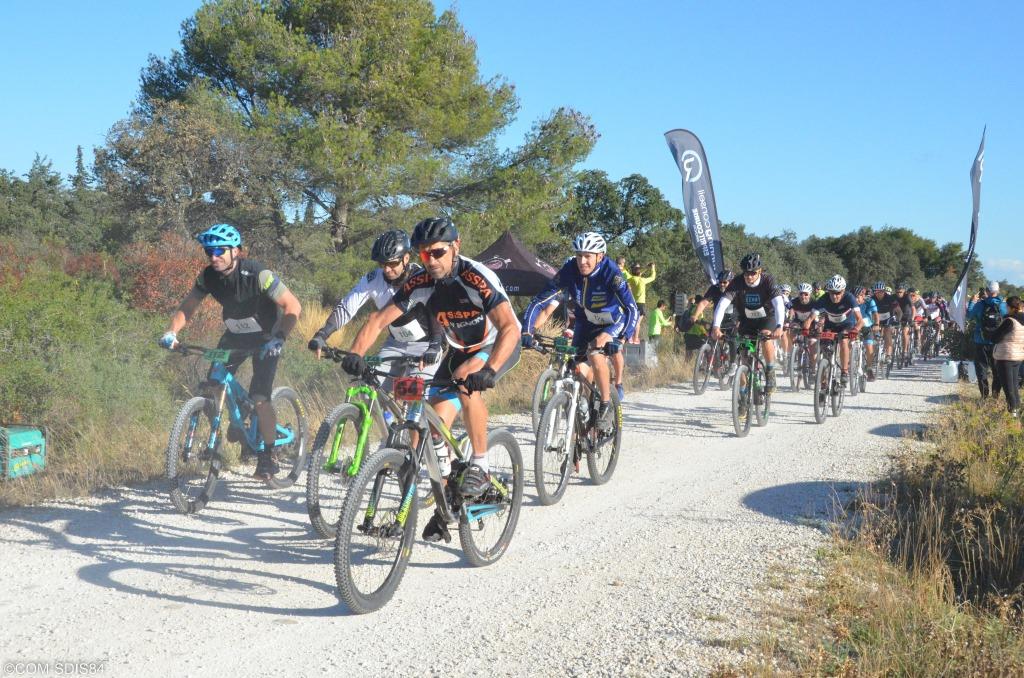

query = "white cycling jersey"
[[317, 266, 437, 345]]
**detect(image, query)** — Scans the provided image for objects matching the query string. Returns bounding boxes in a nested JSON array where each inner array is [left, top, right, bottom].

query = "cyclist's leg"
[[588, 331, 616, 402]]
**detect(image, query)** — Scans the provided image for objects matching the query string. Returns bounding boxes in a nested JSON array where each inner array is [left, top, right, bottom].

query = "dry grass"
[[733, 392, 1024, 676]]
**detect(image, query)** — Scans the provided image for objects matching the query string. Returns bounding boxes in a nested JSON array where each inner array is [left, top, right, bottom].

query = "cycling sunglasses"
[[418, 245, 450, 262], [204, 246, 229, 257]]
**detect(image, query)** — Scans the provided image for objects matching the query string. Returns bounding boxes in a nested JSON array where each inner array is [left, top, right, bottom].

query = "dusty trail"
[[0, 361, 953, 676]]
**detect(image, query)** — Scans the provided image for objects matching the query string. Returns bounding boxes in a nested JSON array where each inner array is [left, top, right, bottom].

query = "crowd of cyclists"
[[157, 219, 951, 609]]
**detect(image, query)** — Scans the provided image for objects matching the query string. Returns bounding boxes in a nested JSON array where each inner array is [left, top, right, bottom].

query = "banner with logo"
[[665, 129, 724, 285], [949, 127, 986, 331]]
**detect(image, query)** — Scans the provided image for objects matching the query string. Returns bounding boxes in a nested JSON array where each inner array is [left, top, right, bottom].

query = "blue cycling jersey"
[[859, 298, 877, 329], [812, 292, 861, 327], [523, 256, 639, 338]]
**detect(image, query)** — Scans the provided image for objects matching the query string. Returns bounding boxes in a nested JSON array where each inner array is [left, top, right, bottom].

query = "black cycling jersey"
[[790, 298, 815, 322], [722, 272, 784, 319], [812, 292, 860, 326], [192, 258, 286, 340], [392, 255, 514, 352], [895, 293, 915, 320], [872, 293, 899, 323]]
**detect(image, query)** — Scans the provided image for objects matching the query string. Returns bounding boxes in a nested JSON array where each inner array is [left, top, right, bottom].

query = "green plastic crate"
[[1, 424, 46, 479]]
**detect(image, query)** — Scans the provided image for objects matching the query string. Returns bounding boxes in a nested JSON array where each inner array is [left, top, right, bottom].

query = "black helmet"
[[717, 269, 733, 284], [739, 253, 762, 272], [411, 216, 458, 247], [371, 230, 411, 263]]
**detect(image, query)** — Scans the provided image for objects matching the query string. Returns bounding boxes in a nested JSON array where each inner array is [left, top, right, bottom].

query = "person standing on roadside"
[[623, 262, 656, 344], [647, 300, 674, 351], [992, 296, 1024, 417], [967, 281, 1009, 399]]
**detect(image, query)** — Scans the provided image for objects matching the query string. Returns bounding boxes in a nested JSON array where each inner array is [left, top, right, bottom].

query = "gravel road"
[[0, 360, 954, 677]]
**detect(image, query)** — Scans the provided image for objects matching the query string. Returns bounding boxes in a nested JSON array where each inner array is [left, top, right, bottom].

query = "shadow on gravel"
[[870, 422, 927, 439], [926, 393, 961, 404], [742, 480, 868, 530]]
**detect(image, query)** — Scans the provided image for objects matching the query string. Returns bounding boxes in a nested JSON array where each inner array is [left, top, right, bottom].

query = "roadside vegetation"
[[732, 395, 1024, 676]]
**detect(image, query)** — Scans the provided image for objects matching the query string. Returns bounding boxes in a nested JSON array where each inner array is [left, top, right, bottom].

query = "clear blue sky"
[[3, 1, 1021, 282]]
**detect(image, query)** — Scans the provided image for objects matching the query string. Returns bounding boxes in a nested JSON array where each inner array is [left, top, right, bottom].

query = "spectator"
[[992, 296, 1024, 417], [967, 281, 1009, 399], [647, 300, 674, 350], [623, 262, 656, 343]]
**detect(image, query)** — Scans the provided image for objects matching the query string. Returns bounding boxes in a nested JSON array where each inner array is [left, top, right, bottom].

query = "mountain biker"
[[789, 282, 818, 366], [522, 232, 638, 429], [895, 283, 916, 364], [307, 229, 443, 388], [871, 281, 902, 365], [906, 288, 928, 355], [689, 270, 740, 371], [854, 286, 878, 380], [710, 253, 785, 392], [159, 223, 303, 480], [779, 283, 793, 357], [340, 216, 521, 542], [805, 275, 863, 386]]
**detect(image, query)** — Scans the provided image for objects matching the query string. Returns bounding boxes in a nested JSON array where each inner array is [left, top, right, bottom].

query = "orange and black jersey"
[[391, 256, 518, 352]]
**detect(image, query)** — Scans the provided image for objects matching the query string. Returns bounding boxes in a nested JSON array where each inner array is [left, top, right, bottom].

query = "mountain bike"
[[692, 333, 733, 395], [731, 331, 772, 438], [530, 332, 577, 431], [889, 325, 905, 376], [787, 328, 816, 392], [812, 330, 851, 423], [165, 344, 308, 514], [849, 332, 866, 396], [921, 320, 940, 359], [533, 338, 622, 505], [333, 371, 523, 614], [306, 348, 434, 539]]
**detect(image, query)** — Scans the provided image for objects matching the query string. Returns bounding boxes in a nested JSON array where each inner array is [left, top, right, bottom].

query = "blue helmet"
[[196, 223, 242, 248]]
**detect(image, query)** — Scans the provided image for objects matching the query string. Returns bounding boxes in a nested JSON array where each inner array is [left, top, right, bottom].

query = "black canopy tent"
[[473, 230, 558, 297]]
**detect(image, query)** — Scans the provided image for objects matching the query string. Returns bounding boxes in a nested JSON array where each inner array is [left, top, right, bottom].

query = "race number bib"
[[224, 316, 263, 334], [826, 311, 848, 324], [744, 306, 767, 319], [388, 318, 427, 342], [583, 308, 614, 324], [929, 309, 941, 320]]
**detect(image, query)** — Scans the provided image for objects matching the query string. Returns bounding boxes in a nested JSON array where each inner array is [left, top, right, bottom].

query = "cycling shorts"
[[213, 332, 279, 400], [860, 326, 876, 345], [573, 319, 625, 352], [738, 314, 777, 336], [430, 343, 521, 412], [823, 319, 857, 334]]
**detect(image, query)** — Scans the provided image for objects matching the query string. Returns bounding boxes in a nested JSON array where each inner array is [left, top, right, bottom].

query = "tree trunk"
[[330, 201, 348, 253]]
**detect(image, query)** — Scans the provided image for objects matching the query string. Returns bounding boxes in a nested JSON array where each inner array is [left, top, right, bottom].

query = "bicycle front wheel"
[[334, 448, 417, 614], [166, 396, 220, 515], [586, 387, 621, 484], [831, 367, 845, 417], [812, 360, 829, 424], [460, 429, 524, 567], [788, 345, 802, 392], [531, 368, 558, 432], [265, 386, 309, 490], [307, 403, 364, 539], [731, 364, 752, 437], [754, 366, 770, 427], [849, 344, 861, 398], [692, 344, 712, 395], [534, 390, 574, 506]]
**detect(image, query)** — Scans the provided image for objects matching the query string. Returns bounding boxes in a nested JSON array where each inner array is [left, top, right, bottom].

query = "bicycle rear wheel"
[[531, 368, 558, 432], [307, 403, 364, 539], [534, 391, 574, 506], [334, 448, 416, 614], [265, 386, 309, 490], [849, 344, 861, 398], [692, 344, 712, 395], [788, 345, 802, 392], [812, 360, 829, 424], [460, 429, 524, 567], [166, 396, 220, 515], [586, 387, 621, 484], [731, 364, 752, 437]]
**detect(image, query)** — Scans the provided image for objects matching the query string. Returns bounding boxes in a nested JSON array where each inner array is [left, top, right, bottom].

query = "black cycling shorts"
[[214, 332, 279, 401], [738, 314, 777, 336]]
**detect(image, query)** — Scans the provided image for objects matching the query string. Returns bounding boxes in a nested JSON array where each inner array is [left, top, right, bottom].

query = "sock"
[[472, 455, 489, 472]]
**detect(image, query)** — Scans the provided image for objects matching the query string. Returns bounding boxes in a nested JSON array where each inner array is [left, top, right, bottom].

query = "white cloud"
[[984, 258, 1024, 283]]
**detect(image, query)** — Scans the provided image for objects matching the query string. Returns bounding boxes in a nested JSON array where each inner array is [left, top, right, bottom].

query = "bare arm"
[[167, 289, 207, 334], [482, 301, 520, 373], [272, 288, 302, 339]]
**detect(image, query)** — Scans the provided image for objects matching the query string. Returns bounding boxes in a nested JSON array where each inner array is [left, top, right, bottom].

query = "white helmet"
[[780, 283, 792, 294], [872, 281, 886, 292], [797, 283, 813, 294], [573, 232, 607, 254], [825, 274, 847, 292]]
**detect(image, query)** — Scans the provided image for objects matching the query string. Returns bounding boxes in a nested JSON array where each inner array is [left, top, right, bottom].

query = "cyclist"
[[906, 288, 927, 356], [308, 230, 443, 387], [922, 292, 944, 351], [690, 270, 740, 376], [159, 223, 303, 480], [522, 232, 638, 430], [871, 281, 903, 366], [854, 286, 878, 380], [895, 283, 915, 364], [789, 282, 818, 363], [710, 253, 785, 391], [623, 261, 656, 344], [779, 283, 793, 357], [340, 217, 521, 541], [804, 275, 863, 387]]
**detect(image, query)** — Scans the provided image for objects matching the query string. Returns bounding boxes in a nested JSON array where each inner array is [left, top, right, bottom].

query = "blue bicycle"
[[165, 344, 309, 514]]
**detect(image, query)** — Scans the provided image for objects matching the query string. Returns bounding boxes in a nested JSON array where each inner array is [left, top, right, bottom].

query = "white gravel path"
[[0, 360, 954, 677]]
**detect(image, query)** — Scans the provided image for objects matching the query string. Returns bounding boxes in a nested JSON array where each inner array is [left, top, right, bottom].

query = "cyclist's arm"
[[615, 274, 640, 339], [711, 292, 735, 328], [522, 268, 567, 334], [852, 306, 864, 331], [349, 303, 405, 356], [167, 287, 207, 334], [482, 301, 520, 374], [316, 274, 372, 339], [771, 295, 786, 328]]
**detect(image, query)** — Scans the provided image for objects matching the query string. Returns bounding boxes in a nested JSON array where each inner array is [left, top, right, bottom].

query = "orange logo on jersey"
[[435, 309, 482, 326], [402, 272, 432, 295], [461, 270, 492, 299]]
